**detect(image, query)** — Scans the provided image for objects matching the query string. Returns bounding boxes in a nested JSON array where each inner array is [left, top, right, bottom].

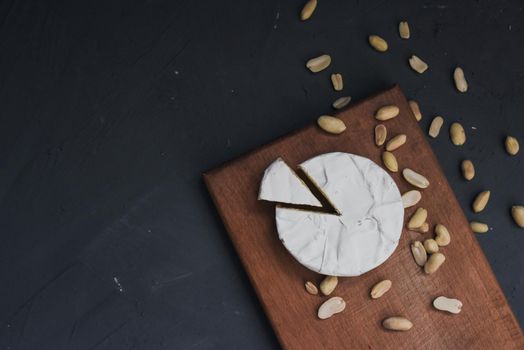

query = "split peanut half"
[[423, 239, 439, 254], [410, 222, 429, 233], [450, 122, 466, 145], [407, 208, 428, 229], [402, 190, 422, 208], [424, 252, 445, 274], [433, 296, 463, 314], [470, 221, 489, 233], [409, 55, 428, 74], [461, 160, 475, 181], [434, 224, 451, 246], [317, 116, 346, 134], [399, 21, 410, 39], [331, 73, 343, 91], [505, 136, 520, 155], [429, 116, 444, 138], [382, 317, 413, 331], [306, 54, 331, 73], [402, 168, 430, 189], [369, 35, 388, 52], [300, 0, 317, 21], [370, 279, 392, 299], [408, 100, 422, 121], [411, 241, 427, 266], [318, 297, 346, 319], [472, 191, 490, 213], [386, 134, 407, 151], [382, 151, 398, 172], [319, 276, 338, 296], [375, 105, 400, 121], [332, 96, 351, 110], [512, 206, 524, 228], [453, 67, 468, 92], [375, 124, 387, 146], [305, 281, 318, 295]]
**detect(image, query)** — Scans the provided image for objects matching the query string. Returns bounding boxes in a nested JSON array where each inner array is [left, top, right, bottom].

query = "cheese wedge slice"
[[276, 152, 404, 276], [258, 158, 322, 207]]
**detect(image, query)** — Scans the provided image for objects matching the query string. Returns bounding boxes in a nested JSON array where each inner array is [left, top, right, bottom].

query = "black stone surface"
[[0, 0, 522, 348]]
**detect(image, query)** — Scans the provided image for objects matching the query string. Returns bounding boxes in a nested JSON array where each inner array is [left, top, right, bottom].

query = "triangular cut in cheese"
[[258, 158, 322, 208], [295, 167, 341, 215]]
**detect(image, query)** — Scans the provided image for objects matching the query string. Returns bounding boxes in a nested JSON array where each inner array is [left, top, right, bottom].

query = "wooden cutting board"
[[203, 86, 523, 349]]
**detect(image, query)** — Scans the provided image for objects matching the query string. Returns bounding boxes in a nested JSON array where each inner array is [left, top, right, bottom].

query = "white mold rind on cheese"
[[275, 152, 404, 276], [258, 158, 322, 207]]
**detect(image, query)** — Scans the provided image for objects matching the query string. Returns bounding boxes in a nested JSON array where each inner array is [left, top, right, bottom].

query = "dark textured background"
[[0, 0, 522, 349]]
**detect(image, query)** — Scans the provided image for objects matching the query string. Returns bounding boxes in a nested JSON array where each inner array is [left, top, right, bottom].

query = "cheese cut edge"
[[297, 165, 341, 215]]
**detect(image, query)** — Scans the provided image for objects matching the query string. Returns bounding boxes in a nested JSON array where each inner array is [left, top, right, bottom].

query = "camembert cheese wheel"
[[275, 152, 403, 276]]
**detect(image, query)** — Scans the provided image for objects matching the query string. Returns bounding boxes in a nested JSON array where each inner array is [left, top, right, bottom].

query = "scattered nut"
[[434, 224, 451, 246], [332, 96, 352, 110], [331, 73, 343, 91], [511, 206, 524, 228], [382, 151, 398, 172], [472, 190, 490, 213], [399, 21, 410, 39], [368, 35, 388, 52], [319, 276, 338, 296], [428, 116, 444, 138], [409, 55, 428, 74], [300, 0, 317, 21], [306, 54, 332, 73], [402, 168, 430, 189], [408, 100, 422, 121], [505, 136, 520, 155], [461, 160, 475, 181], [318, 296, 346, 320], [402, 190, 422, 208], [410, 222, 429, 233], [450, 122, 466, 145], [470, 221, 489, 233], [375, 124, 387, 146], [411, 241, 427, 266], [375, 105, 400, 121], [424, 252, 445, 274], [382, 317, 413, 331], [386, 134, 407, 151], [317, 115, 346, 134], [407, 208, 428, 229], [305, 281, 318, 295], [423, 239, 439, 254], [370, 279, 392, 299], [453, 67, 468, 92], [433, 296, 463, 314]]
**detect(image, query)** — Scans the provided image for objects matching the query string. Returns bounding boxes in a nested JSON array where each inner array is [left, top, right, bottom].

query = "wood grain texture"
[[203, 86, 524, 349]]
